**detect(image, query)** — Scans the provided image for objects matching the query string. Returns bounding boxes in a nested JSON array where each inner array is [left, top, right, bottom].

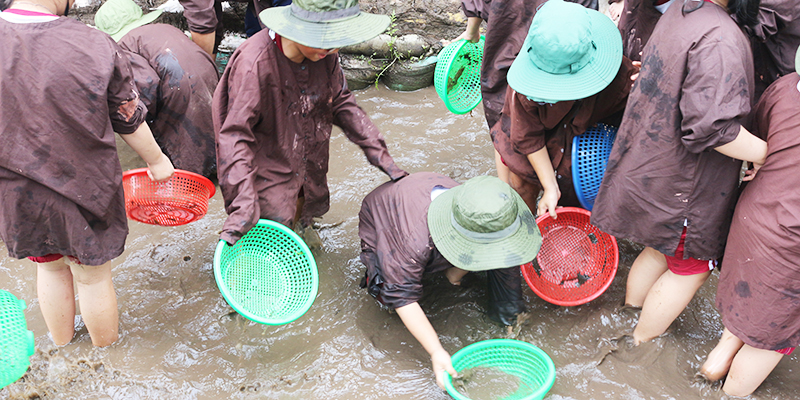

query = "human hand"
[[450, 28, 481, 44], [431, 348, 457, 390], [147, 153, 175, 182], [607, 0, 624, 23], [742, 161, 763, 181], [630, 61, 642, 88], [537, 187, 560, 220]]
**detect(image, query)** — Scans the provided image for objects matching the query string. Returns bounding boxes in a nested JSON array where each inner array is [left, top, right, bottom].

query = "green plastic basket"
[[1, 290, 35, 389], [444, 339, 556, 400], [434, 36, 485, 114], [213, 219, 318, 325]]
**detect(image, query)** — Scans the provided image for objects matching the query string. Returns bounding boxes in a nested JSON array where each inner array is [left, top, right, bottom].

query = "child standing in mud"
[[699, 50, 800, 397], [95, 0, 220, 180], [213, 0, 407, 247], [591, 0, 767, 345], [358, 173, 541, 389], [0, 0, 174, 346], [490, 0, 637, 218]]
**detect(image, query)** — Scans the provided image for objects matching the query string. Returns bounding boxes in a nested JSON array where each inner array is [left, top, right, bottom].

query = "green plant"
[[373, 10, 401, 88]]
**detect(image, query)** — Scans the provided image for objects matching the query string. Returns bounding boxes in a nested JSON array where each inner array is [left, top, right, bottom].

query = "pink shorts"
[[776, 347, 795, 355], [664, 228, 715, 276], [28, 254, 81, 265]]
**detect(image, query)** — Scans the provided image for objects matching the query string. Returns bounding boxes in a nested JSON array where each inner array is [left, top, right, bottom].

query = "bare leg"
[[625, 247, 668, 307], [507, 172, 541, 218], [723, 344, 784, 397], [633, 269, 711, 344], [69, 260, 119, 347], [191, 31, 216, 56], [445, 267, 469, 286], [37, 258, 76, 346], [495, 149, 510, 183], [700, 327, 744, 381]]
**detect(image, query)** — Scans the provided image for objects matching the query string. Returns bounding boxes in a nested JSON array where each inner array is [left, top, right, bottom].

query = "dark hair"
[[681, 0, 761, 29], [728, 0, 761, 29]]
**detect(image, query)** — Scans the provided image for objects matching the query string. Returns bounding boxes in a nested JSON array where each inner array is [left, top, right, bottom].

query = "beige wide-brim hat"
[[428, 176, 542, 272], [259, 0, 390, 49]]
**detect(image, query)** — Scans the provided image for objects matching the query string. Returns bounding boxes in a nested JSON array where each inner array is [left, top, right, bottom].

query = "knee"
[[70, 263, 113, 286]]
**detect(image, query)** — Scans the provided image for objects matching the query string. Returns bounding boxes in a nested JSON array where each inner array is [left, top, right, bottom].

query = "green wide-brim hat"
[[95, 0, 162, 42], [795, 44, 799, 75], [259, 0, 390, 49], [507, 0, 622, 102], [428, 176, 542, 272]]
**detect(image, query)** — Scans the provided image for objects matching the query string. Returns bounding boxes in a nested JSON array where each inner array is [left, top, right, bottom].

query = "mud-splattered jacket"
[[591, 2, 754, 260], [119, 24, 219, 179], [0, 14, 145, 265], [178, 0, 217, 34], [491, 57, 636, 207], [460, 0, 594, 129], [613, 0, 664, 62], [358, 172, 524, 325], [213, 30, 407, 245], [716, 73, 800, 350], [747, 0, 800, 100]]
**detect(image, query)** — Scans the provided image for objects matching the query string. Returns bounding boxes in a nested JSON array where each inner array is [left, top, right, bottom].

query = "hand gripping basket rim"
[[523, 207, 618, 306], [443, 338, 556, 400], [434, 36, 485, 114], [213, 219, 319, 325]]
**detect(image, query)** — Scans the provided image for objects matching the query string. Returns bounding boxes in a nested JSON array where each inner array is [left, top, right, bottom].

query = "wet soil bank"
[[1, 87, 799, 400]]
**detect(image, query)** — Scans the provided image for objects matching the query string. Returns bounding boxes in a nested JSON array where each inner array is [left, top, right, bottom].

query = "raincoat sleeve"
[[679, 35, 751, 153], [108, 40, 147, 134], [213, 54, 263, 245], [508, 91, 548, 155], [747, 2, 794, 43], [461, 0, 489, 20], [330, 61, 408, 181]]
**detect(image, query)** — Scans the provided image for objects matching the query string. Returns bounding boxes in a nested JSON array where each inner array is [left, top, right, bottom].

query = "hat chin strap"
[[290, 3, 359, 22], [451, 215, 521, 243]]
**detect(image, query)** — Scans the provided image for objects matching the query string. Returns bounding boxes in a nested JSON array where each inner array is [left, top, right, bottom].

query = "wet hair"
[[681, 0, 761, 29]]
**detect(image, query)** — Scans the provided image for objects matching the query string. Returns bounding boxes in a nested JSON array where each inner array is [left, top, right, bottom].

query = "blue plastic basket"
[[571, 123, 618, 211]]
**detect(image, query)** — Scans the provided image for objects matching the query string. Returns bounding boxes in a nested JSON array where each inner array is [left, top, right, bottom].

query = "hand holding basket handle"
[[119, 121, 175, 182]]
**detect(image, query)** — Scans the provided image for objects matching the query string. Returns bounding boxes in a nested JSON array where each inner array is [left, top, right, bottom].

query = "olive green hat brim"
[[108, 9, 162, 41], [259, 5, 390, 49], [427, 182, 542, 272]]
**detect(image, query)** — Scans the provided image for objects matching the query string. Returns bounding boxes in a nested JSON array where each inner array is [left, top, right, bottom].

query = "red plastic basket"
[[122, 168, 215, 226], [522, 207, 618, 306]]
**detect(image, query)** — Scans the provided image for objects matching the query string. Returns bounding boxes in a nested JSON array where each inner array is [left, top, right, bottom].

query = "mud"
[[1, 86, 799, 400]]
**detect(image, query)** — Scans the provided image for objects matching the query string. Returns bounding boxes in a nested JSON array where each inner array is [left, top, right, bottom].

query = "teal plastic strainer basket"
[[1, 290, 35, 389], [213, 219, 319, 325], [444, 339, 556, 400], [434, 36, 485, 114]]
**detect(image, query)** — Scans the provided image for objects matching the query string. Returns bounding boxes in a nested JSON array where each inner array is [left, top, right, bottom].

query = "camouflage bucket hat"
[[427, 176, 542, 272], [94, 0, 162, 42], [259, 0, 390, 49]]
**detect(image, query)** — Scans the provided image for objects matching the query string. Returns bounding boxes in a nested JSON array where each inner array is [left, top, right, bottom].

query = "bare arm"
[[395, 302, 458, 389], [715, 126, 768, 181], [527, 147, 560, 219], [451, 16, 482, 43], [119, 122, 174, 182]]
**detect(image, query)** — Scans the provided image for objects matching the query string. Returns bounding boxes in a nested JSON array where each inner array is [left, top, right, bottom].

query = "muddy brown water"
[[1, 86, 798, 400]]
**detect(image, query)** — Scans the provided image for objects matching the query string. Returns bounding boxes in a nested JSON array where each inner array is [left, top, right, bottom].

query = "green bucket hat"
[[259, 0, 390, 49], [795, 44, 799, 75], [428, 176, 542, 272], [507, 0, 622, 103], [95, 0, 162, 42]]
